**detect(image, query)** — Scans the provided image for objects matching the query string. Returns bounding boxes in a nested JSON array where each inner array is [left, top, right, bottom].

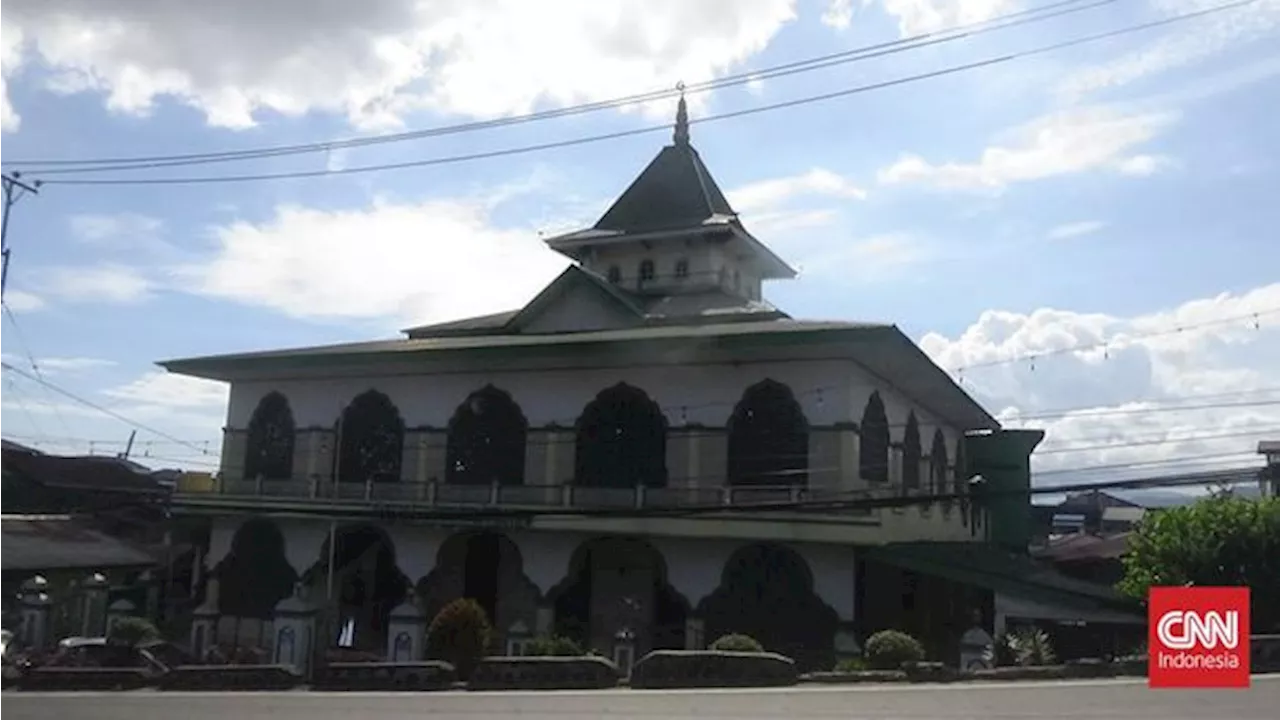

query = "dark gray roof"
[[403, 310, 518, 339], [402, 273, 788, 340], [595, 143, 736, 234], [1, 516, 159, 572]]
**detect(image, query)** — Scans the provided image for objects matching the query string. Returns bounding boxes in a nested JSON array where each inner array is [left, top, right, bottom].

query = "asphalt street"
[[4, 676, 1279, 720]]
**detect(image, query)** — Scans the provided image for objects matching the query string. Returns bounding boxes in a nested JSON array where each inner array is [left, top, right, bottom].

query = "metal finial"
[[673, 82, 690, 146]]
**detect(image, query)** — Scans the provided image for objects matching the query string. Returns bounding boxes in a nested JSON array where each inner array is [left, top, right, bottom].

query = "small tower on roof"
[[543, 86, 796, 303]]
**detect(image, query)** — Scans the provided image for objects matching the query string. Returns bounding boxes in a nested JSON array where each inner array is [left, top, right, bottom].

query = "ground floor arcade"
[[192, 515, 1136, 673]]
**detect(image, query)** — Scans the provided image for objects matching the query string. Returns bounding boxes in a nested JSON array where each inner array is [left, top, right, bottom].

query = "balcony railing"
[[178, 476, 873, 516]]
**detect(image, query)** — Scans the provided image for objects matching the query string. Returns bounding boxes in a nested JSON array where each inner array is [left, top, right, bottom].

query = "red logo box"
[[1148, 586, 1250, 689]]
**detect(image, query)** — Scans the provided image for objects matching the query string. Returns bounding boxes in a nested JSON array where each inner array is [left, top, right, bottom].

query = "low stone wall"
[[630, 650, 798, 689], [312, 661, 457, 691], [16, 667, 154, 691], [467, 656, 620, 691], [1253, 635, 1280, 672], [157, 664, 303, 691]]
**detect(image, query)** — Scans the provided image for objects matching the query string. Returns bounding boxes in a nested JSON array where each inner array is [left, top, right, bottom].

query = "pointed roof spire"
[[673, 82, 690, 146]]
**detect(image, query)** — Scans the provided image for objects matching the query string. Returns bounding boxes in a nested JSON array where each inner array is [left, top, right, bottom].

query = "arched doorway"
[[306, 525, 408, 654], [415, 532, 539, 648], [548, 537, 688, 655], [698, 543, 839, 672], [338, 389, 405, 485], [574, 383, 668, 488], [859, 392, 890, 484], [727, 379, 809, 487], [244, 392, 296, 481], [215, 518, 297, 618], [445, 386, 528, 486]]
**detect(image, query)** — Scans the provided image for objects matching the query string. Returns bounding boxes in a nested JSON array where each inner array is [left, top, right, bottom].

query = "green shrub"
[[863, 630, 925, 670], [426, 598, 492, 679], [523, 634, 584, 657], [107, 616, 160, 646], [709, 633, 764, 653], [833, 657, 867, 672], [1006, 627, 1056, 667]]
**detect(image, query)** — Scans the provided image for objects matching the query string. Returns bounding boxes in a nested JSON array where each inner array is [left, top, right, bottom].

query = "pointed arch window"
[[446, 385, 528, 486], [607, 265, 622, 284], [244, 391, 296, 481], [674, 259, 689, 280], [639, 259, 656, 283], [954, 435, 969, 526], [930, 429, 950, 510], [859, 392, 890, 484], [727, 379, 809, 487], [575, 383, 668, 489], [901, 413, 921, 491], [338, 390, 405, 484]]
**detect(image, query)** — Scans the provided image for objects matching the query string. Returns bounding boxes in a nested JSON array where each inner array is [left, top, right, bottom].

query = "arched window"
[[930, 429, 949, 510], [859, 392, 889, 484], [338, 390, 405, 484], [901, 413, 921, 491], [727, 380, 809, 487], [574, 383, 668, 488], [607, 265, 621, 284], [445, 385, 528, 486], [675, 259, 689, 280], [244, 391, 295, 481], [639, 259, 655, 282]]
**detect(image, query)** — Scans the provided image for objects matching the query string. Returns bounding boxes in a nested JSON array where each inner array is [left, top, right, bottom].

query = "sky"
[[1, 0, 1278, 492]]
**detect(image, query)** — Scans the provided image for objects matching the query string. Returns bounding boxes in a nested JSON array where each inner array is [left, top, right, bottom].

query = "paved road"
[[4, 676, 1278, 720]]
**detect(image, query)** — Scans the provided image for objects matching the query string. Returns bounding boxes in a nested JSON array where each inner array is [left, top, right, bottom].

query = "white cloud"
[[920, 282, 1280, 484], [2, 0, 797, 131], [1, 24, 22, 132], [70, 213, 166, 249], [821, 0, 857, 30], [878, 0, 1019, 37], [1047, 220, 1107, 240], [103, 371, 228, 409], [1, 289, 45, 312], [180, 197, 571, 325], [0, 354, 116, 376], [877, 107, 1175, 192], [37, 264, 154, 304], [798, 232, 929, 278], [728, 168, 867, 214], [1057, 0, 1280, 103]]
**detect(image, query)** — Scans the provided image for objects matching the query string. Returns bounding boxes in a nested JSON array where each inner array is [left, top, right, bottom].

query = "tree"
[[1117, 495, 1280, 632]]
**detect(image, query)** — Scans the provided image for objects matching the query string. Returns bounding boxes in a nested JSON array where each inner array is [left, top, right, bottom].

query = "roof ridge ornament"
[[673, 82, 690, 146]]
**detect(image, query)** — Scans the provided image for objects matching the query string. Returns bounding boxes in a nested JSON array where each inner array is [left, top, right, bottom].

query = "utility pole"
[[2, 172, 41, 301]]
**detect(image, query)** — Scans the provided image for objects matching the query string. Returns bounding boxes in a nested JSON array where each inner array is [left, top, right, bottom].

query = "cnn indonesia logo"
[[1148, 586, 1251, 689]]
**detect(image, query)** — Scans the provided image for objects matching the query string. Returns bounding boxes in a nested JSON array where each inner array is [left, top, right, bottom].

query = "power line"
[[0, 361, 213, 455], [2, 0, 1118, 174], [1034, 425, 1280, 454], [1, 301, 74, 439], [1, 172, 40, 299], [28, 0, 1256, 187]]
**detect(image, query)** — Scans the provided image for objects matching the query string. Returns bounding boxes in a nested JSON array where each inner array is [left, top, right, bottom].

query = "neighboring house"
[[160, 102, 1137, 671]]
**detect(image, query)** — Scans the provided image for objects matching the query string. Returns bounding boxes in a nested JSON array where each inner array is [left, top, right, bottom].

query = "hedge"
[[157, 664, 303, 691], [630, 650, 797, 689], [312, 661, 457, 691], [467, 656, 619, 691], [16, 667, 154, 691]]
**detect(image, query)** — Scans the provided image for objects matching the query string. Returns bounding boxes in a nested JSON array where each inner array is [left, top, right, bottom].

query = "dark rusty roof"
[[2, 448, 169, 495], [1, 516, 159, 572]]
